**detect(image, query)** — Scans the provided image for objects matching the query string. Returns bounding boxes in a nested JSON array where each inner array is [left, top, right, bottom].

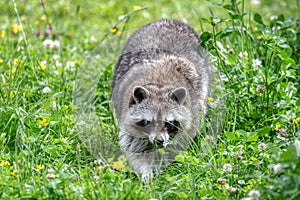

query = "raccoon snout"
[[149, 132, 169, 144]]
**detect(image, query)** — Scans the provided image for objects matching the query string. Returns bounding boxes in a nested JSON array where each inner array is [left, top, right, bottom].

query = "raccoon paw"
[[141, 172, 153, 184]]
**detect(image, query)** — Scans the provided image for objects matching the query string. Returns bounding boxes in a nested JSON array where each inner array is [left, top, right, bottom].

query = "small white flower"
[[223, 163, 233, 172], [41, 60, 47, 65], [239, 51, 248, 60], [258, 143, 267, 151], [46, 173, 56, 179], [90, 35, 97, 43], [248, 189, 260, 199], [93, 175, 99, 181], [66, 61, 75, 69], [273, 163, 282, 174], [55, 60, 62, 67], [43, 39, 54, 49], [52, 40, 60, 49], [252, 58, 262, 71], [238, 180, 246, 185], [52, 54, 60, 60], [251, 0, 261, 6], [51, 101, 57, 108], [42, 86, 52, 94], [47, 168, 55, 173], [270, 15, 278, 21], [118, 15, 125, 21]]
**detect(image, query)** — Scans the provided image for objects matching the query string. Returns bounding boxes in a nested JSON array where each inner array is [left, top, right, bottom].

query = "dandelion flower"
[[207, 97, 213, 102], [223, 163, 233, 172], [41, 14, 47, 21], [0, 161, 11, 167], [274, 124, 281, 131], [113, 161, 125, 170], [0, 30, 5, 38], [42, 86, 52, 94], [36, 164, 45, 171], [40, 60, 47, 70], [110, 27, 118, 34], [11, 170, 17, 177], [133, 5, 142, 11], [292, 118, 299, 124], [39, 118, 48, 126]]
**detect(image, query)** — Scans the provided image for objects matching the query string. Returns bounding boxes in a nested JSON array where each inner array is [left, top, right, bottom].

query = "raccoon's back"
[[112, 19, 206, 88]]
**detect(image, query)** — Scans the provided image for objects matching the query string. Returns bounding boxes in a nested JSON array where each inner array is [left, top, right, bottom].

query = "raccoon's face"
[[125, 85, 192, 147]]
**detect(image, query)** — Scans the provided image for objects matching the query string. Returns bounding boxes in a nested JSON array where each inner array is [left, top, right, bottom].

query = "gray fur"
[[112, 19, 210, 182]]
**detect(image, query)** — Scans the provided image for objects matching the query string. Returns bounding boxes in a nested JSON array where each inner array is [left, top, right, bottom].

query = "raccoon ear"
[[170, 87, 187, 104], [133, 86, 150, 103]]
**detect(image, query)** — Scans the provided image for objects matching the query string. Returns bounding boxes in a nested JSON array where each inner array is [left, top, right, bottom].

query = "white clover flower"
[[43, 39, 54, 49], [93, 175, 99, 181], [52, 40, 60, 49], [248, 189, 260, 199], [252, 58, 262, 71], [223, 163, 233, 172], [42, 86, 52, 94], [258, 143, 267, 151], [52, 54, 60, 60], [238, 180, 246, 185], [273, 163, 282, 174]]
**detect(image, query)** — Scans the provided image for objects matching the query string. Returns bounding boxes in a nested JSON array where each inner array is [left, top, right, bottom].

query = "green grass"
[[1, 0, 300, 199]]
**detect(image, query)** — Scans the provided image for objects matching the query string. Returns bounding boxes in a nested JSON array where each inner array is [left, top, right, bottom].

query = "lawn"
[[0, 0, 299, 199]]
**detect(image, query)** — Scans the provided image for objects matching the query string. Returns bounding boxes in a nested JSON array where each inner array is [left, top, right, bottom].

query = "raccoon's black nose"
[[154, 137, 164, 145]]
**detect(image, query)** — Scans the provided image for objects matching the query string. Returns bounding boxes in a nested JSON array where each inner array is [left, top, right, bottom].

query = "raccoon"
[[112, 19, 210, 182]]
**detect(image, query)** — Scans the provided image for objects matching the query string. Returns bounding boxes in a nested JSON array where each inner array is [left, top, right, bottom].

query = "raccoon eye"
[[136, 120, 151, 127], [165, 120, 180, 134]]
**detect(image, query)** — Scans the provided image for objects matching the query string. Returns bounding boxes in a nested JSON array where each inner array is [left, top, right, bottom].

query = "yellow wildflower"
[[10, 90, 16, 98], [252, 26, 258, 32], [0, 30, 5, 38], [257, 35, 263, 39], [39, 118, 48, 126], [21, 16, 26, 22], [48, 20, 53, 25], [14, 58, 22, 66], [112, 161, 125, 170], [0, 58, 4, 63], [12, 24, 22, 34], [274, 124, 281, 131], [227, 121, 232, 125], [0, 161, 11, 167], [41, 14, 47, 21], [64, 6, 69, 12], [133, 5, 142, 11], [8, 69, 16, 77], [110, 27, 117, 34], [35, 20, 40, 26], [36, 164, 45, 171], [292, 118, 299, 124], [207, 97, 213, 103], [11, 170, 17, 177]]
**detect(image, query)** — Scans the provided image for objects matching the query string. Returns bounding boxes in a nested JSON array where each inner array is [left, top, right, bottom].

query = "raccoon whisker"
[[149, 134, 156, 144]]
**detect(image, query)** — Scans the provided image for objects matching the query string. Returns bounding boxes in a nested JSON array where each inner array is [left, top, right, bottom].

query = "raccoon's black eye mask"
[[165, 120, 180, 136]]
